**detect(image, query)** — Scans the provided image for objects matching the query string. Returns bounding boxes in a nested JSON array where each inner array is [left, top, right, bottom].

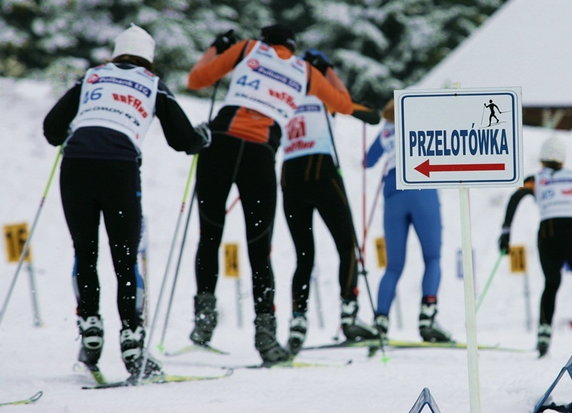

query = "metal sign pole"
[[26, 261, 42, 327], [459, 187, 481, 413]]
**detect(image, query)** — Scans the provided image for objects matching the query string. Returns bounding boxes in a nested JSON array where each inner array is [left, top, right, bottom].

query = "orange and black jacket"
[[188, 40, 353, 149]]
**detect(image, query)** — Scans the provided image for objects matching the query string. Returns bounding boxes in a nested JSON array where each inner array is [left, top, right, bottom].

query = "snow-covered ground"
[[1, 77, 571, 412]]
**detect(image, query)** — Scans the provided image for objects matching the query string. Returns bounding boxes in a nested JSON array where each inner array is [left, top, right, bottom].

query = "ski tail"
[[0, 391, 43, 407]]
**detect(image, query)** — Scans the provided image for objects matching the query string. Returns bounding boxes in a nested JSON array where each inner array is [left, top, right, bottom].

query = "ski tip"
[[30, 391, 43, 403]]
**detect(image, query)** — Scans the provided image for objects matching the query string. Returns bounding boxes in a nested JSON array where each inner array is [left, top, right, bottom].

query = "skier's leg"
[[237, 141, 289, 362], [190, 134, 236, 345], [60, 159, 104, 366], [101, 161, 143, 330], [283, 185, 315, 314], [60, 159, 102, 320], [410, 190, 450, 342], [537, 222, 564, 356], [377, 195, 409, 316]]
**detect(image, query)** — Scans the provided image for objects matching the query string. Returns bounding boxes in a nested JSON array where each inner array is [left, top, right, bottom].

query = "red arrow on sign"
[[415, 159, 505, 177]]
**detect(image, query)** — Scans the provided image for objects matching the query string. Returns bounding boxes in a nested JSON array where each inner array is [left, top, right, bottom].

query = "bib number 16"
[[83, 87, 103, 104]]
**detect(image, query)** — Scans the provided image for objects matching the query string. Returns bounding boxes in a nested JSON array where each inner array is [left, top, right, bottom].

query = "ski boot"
[[120, 325, 163, 379], [77, 315, 104, 368], [537, 323, 551, 358], [254, 313, 290, 364], [374, 314, 389, 344], [419, 300, 452, 343], [340, 299, 378, 341], [190, 292, 218, 345], [287, 313, 308, 355]]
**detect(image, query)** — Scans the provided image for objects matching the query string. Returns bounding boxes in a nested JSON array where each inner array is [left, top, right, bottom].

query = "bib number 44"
[[236, 75, 260, 90]]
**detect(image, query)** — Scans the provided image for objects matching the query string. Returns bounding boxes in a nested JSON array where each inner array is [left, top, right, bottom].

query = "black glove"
[[303, 48, 333, 75], [352, 106, 381, 125], [498, 227, 510, 253], [195, 122, 212, 148], [210, 30, 236, 54]]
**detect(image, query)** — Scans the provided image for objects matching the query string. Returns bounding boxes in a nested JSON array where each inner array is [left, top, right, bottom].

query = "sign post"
[[3, 222, 42, 326], [224, 242, 243, 328], [509, 245, 533, 331], [394, 87, 523, 413]]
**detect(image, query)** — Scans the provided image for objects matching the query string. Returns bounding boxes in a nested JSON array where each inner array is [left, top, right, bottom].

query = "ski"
[[228, 359, 353, 370], [302, 338, 530, 353], [82, 369, 233, 390], [0, 391, 43, 407], [302, 339, 380, 351], [162, 343, 229, 356], [386, 339, 530, 352]]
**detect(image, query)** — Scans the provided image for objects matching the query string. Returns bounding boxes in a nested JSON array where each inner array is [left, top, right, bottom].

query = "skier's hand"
[[195, 122, 212, 148], [303, 49, 333, 75], [498, 227, 510, 253], [210, 30, 236, 54]]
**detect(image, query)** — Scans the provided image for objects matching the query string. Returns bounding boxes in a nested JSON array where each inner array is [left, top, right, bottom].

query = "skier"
[[43, 24, 210, 378], [282, 49, 381, 354], [186, 25, 353, 363], [484, 99, 501, 127], [498, 135, 572, 357], [365, 99, 452, 343]]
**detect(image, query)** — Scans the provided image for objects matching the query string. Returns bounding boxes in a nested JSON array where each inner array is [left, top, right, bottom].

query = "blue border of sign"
[[399, 91, 519, 186]]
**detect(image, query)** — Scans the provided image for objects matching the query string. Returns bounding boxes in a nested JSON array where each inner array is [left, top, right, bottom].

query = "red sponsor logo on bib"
[[87, 74, 99, 84], [247, 59, 260, 69]]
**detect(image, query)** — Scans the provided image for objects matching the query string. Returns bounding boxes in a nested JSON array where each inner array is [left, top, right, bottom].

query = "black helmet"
[[260, 24, 296, 52]]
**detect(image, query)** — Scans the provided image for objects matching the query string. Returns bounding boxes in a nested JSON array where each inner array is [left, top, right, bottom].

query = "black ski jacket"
[[43, 63, 203, 163]]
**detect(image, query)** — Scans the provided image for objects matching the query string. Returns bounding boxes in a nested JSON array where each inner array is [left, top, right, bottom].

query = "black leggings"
[[195, 133, 277, 314], [60, 158, 143, 329], [537, 218, 572, 325], [281, 155, 358, 314]]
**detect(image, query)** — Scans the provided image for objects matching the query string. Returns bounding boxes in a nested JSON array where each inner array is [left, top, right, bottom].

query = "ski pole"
[[138, 154, 197, 382], [323, 105, 376, 307], [361, 163, 384, 255], [365, 178, 382, 236], [322, 105, 387, 360], [157, 156, 199, 351], [158, 189, 241, 350], [150, 80, 220, 364], [225, 194, 241, 214], [361, 122, 367, 261], [0, 146, 62, 328], [476, 250, 506, 312]]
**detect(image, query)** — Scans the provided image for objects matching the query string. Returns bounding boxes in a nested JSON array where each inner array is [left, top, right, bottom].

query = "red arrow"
[[415, 159, 505, 177]]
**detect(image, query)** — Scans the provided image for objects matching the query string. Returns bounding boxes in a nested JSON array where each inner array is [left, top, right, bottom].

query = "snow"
[[1, 76, 571, 412]]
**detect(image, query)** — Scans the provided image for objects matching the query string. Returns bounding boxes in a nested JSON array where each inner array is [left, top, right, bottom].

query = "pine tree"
[[0, 0, 508, 103], [292, 0, 507, 108]]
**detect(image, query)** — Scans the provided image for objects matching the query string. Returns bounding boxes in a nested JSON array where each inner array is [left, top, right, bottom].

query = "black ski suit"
[[500, 171, 572, 327], [43, 62, 204, 329]]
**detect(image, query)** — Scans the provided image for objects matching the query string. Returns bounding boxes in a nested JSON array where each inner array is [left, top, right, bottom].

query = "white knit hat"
[[112, 23, 155, 63], [539, 136, 566, 164]]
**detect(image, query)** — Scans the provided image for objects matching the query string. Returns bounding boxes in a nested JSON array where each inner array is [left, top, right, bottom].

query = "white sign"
[[395, 87, 523, 189]]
